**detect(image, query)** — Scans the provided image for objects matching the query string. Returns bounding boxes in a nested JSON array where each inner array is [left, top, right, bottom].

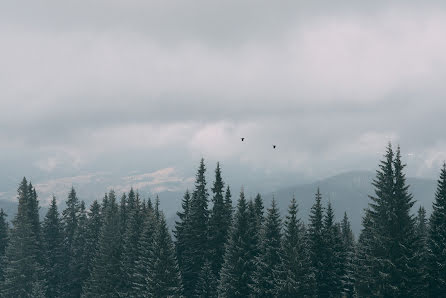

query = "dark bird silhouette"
[[273, 145, 276, 149], [241, 138, 245, 141]]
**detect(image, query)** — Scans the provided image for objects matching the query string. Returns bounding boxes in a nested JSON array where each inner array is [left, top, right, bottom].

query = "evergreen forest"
[[1, 143, 446, 297]]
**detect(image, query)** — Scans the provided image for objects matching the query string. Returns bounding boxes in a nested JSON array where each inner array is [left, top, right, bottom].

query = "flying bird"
[[273, 145, 276, 149], [241, 137, 245, 141]]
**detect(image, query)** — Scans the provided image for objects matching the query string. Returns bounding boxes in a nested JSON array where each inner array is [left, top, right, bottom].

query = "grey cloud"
[[1, 0, 446, 197]]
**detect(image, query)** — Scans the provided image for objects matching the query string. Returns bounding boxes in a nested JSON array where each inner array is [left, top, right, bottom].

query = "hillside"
[[263, 171, 437, 235]]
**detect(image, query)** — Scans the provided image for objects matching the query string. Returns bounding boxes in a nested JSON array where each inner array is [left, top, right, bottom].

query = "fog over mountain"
[[0, 169, 438, 236]]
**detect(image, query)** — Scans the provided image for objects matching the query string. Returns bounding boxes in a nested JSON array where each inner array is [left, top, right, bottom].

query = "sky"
[[1, 0, 446, 205]]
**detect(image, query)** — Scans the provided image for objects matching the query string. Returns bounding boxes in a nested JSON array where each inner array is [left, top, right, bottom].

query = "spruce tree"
[[81, 199, 102, 293], [307, 188, 325, 296], [0, 208, 8, 283], [83, 190, 122, 297], [42, 196, 65, 298], [218, 190, 255, 297], [69, 201, 88, 297], [254, 193, 264, 225], [63, 187, 81, 254], [146, 214, 183, 297], [174, 189, 192, 284], [224, 185, 233, 229], [251, 199, 282, 297], [340, 212, 356, 297], [119, 193, 128, 236], [208, 162, 230, 279], [428, 163, 446, 296], [2, 178, 46, 297], [415, 206, 428, 296], [355, 209, 378, 296], [133, 208, 158, 296], [277, 196, 315, 297], [319, 202, 343, 297], [120, 188, 144, 297], [246, 199, 262, 281], [363, 144, 421, 296], [183, 158, 209, 296], [195, 259, 217, 298]]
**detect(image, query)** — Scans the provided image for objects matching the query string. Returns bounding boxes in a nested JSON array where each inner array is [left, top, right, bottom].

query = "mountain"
[[263, 171, 437, 236], [0, 171, 438, 236]]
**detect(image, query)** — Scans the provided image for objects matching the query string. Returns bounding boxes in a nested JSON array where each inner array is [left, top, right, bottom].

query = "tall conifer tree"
[[81, 199, 102, 293], [133, 208, 158, 295], [69, 201, 88, 297], [208, 162, 230, 279], [146, 214, 183, 297], [218, 190, 255, 297], [2, 178, 46, 297], [120, 188, 144, 297], [252, 199, 282, 297], [277, 196, 315, 297], [320, 202, 343, 297], [428, 163, 446, 296], [183, 158, 209, 295], [361, 144, 421, 296], [307, 188, 325, 296], [174, 190, 192, 286], [83, 190, 122, 297], [195, 259, 217, 298], [340, 212, 356, 297], [42, 196, 65, 298], [224, 185, 233, 228], [0, 208, 8, 283]]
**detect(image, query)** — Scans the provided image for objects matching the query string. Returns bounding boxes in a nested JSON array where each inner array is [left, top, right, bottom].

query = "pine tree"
[[80, 199, 102, 293], [247, 199, 262, 281], [277, 196, 315, 297], [340, 212, 356, 297], [146, 214, 183, 297], [355, 209, 377, 296], [183, 158, 209, 296], [208, 162, 231, 280], [415, 206, 428, 296], [120, 188, 144, 297], [133, 208, 158, 295], [218, 189, 255, 297], [362, 144, 421, 296], [83, 190, 122, 297], [2, 178, 46, 297], [319, 202, 343, 297], [42, 196, 65, 298], [63, 187, 81, 254], [307, 188, 325, 297], [174, 189, 192, 284], [69, 201, 88, 297], [224, 185, 233, 229], [195, 259, 217, 298], [251, 199, 282, 297], [119, 193, 128, 236], [428, 163, 446, 296], [254, 193, 264, 224], [0, 208, 8, 283]]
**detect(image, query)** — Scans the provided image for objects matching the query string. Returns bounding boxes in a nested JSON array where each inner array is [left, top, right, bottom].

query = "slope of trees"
[[0, 146, 445, 297]]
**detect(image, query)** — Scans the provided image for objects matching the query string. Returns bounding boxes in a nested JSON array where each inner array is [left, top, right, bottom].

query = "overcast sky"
[[1, 0, 446, 204]]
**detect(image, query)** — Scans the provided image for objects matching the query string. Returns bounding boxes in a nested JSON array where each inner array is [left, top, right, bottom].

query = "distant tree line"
[[1, 143, 446, 297]]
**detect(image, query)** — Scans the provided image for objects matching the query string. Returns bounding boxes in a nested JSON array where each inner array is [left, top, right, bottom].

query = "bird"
[[241, 137, 245, 141], [273, 145, 276, 149]]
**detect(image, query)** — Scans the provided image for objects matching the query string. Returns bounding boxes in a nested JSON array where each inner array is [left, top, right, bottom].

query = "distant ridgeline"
[[1, 143, 446, 297]]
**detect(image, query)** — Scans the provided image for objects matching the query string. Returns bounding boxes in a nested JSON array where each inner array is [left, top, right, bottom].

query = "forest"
[[0, 143, 445, 297]]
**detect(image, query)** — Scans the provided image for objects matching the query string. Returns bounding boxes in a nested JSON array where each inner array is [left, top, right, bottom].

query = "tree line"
[[0, 143, 446, 297]]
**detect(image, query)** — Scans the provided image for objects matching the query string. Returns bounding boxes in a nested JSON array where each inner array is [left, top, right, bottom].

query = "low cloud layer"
[[1, 1, 446, 201]]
